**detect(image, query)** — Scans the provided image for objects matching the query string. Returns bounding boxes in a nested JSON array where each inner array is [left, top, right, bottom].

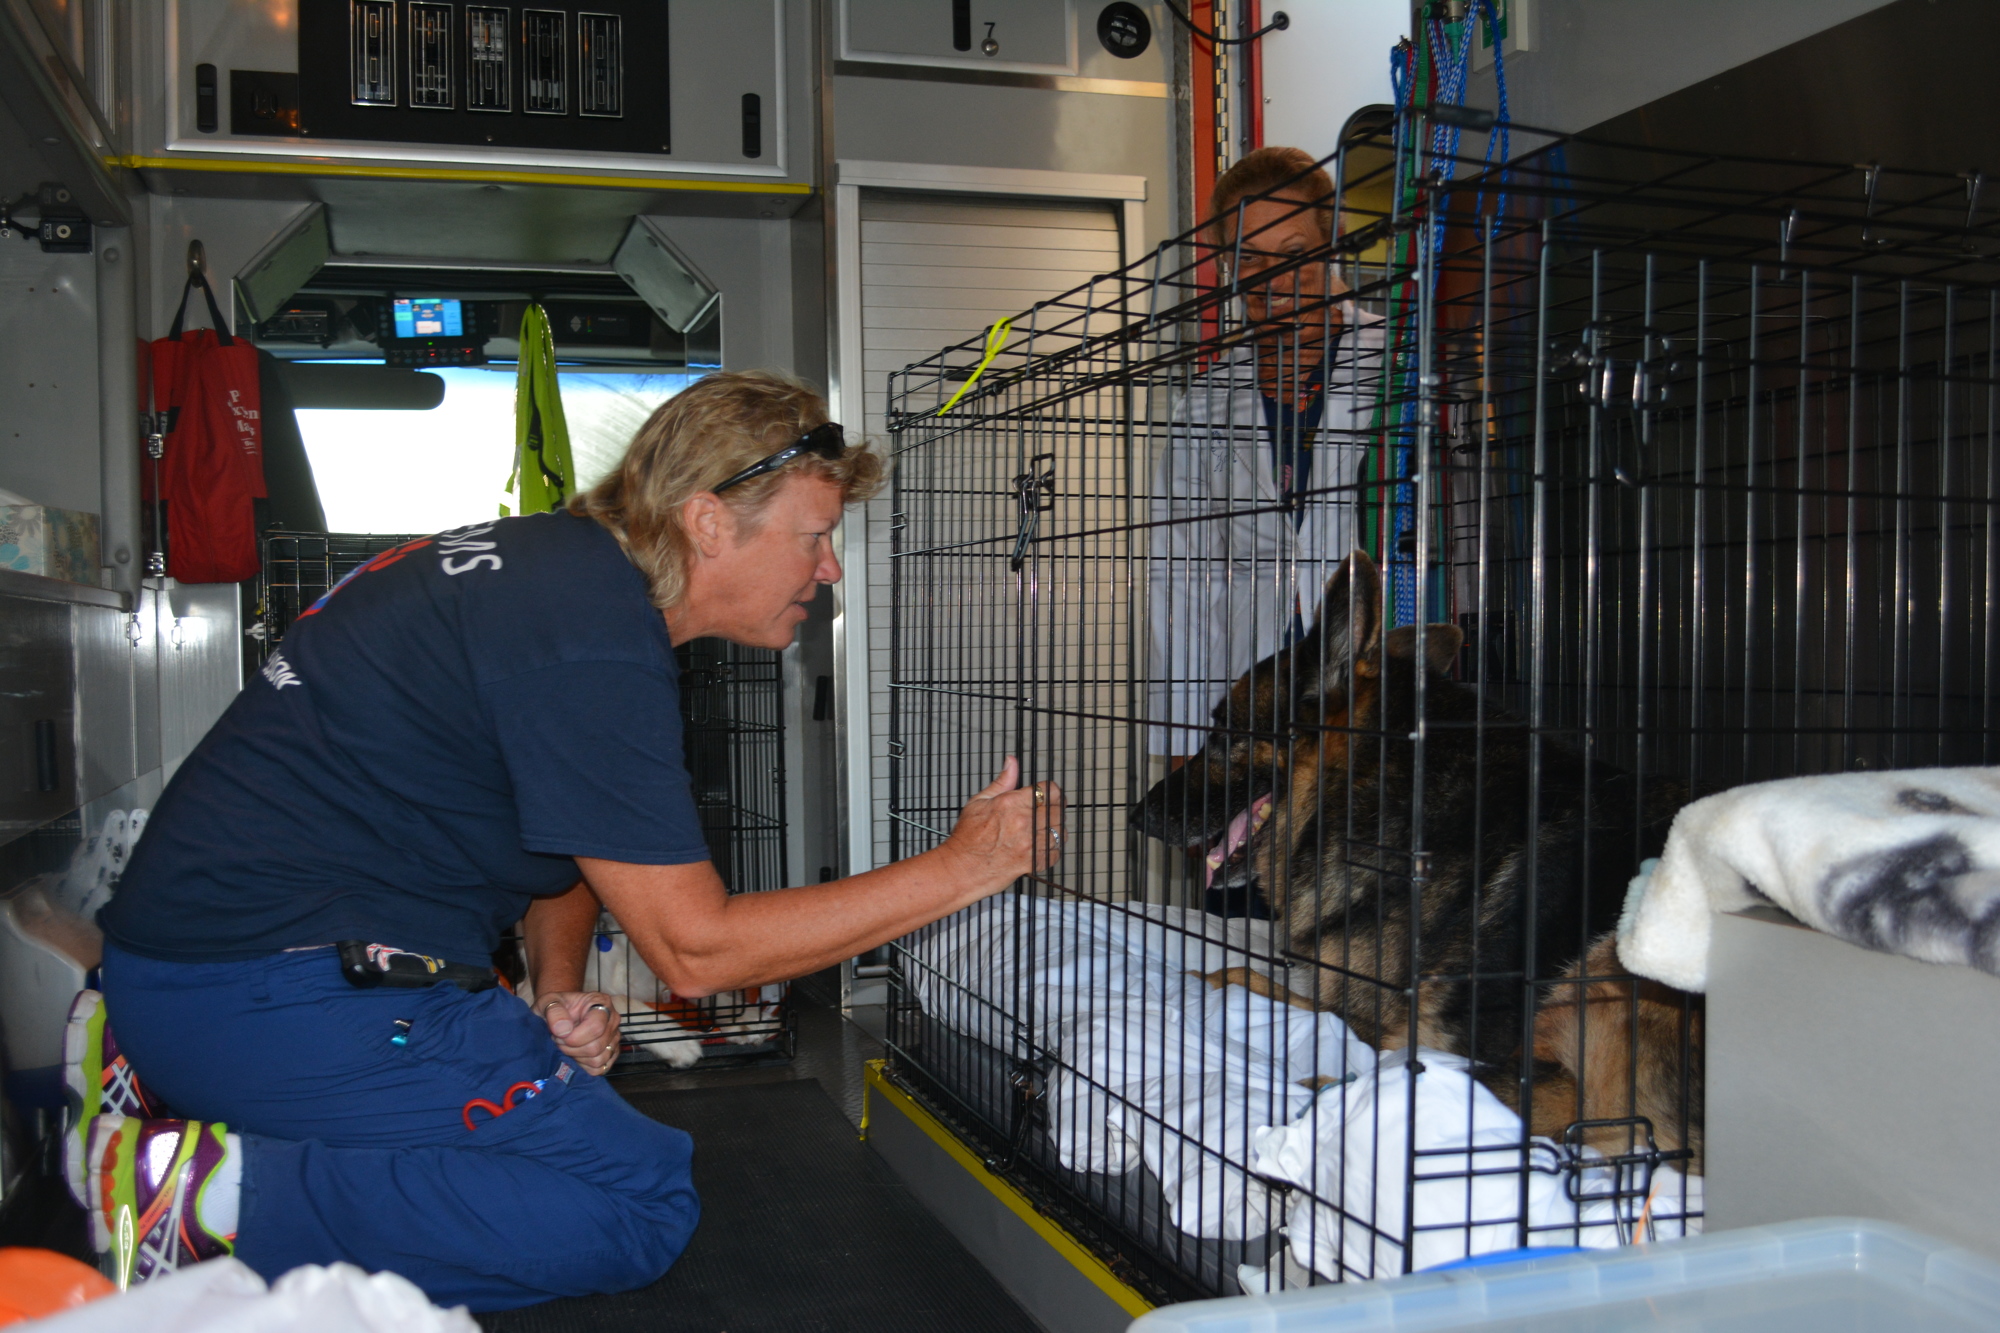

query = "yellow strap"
[[105, 154, 811, 195], [861, 1061, 1153, 1317], [935, 319, 1012, 416]]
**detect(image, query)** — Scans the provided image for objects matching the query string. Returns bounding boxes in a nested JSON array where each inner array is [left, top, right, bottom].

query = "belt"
[[335, 940, 497, 992]]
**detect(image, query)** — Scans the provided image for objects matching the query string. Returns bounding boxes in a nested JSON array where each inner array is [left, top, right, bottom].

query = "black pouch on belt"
[[336, 940, 498, 992]]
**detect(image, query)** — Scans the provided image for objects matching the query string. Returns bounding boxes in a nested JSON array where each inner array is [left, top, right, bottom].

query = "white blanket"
[[909, 896, 1701, 1271], [26, 1258, 476, 1333], [1619, 767, 2000, 991], [909, 898, 1367, 1239], [1249, 1048, 1700, 1281]]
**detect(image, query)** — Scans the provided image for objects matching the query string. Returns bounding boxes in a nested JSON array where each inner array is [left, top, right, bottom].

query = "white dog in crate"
[[516, 916, 784, 1068]]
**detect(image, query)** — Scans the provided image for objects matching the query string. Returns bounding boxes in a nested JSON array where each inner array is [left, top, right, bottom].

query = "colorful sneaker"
[[86, 1116, 235, 1286], [62, 991, 174, 1208]]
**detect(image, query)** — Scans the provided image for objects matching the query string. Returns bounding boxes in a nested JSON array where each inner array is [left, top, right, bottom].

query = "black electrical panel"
[[336, 296, 507, 367], [296, 1, 669, 154], [385, 343, 487, 368], [33, 183, 89, 254], [542, 301, 651, 347], [257, 299, 342, 346], [38, 216, 89, 254], [232, 70, 302, 135]]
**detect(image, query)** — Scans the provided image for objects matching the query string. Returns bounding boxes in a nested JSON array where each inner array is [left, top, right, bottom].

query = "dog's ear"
[[1304, 551, 1383, 689], [1385, 623, 1463, 675]]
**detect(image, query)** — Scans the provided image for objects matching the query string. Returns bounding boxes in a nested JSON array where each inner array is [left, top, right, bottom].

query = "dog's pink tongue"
[[1204, 794, 1274, 888]]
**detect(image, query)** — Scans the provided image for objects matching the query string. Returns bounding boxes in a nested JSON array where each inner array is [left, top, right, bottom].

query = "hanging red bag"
[[145, 266, 265, 583]]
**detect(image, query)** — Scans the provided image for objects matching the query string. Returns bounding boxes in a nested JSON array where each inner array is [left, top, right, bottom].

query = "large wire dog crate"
[[256, 530, 792, 1064], [880, 112, 2000, 1302]]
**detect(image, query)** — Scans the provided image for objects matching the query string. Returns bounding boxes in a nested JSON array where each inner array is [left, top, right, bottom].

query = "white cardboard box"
[[0, 502, 100, 584]]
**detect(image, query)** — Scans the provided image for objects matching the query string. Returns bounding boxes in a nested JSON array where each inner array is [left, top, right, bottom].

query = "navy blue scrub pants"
[[102, 942, 700, 1311]]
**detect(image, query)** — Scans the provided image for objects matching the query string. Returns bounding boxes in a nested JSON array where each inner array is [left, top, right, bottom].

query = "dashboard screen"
[[391, 297, 464, 339]]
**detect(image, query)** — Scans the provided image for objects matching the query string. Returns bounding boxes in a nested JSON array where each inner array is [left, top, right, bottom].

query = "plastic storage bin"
[[1128, 1218, 2000, 1332]]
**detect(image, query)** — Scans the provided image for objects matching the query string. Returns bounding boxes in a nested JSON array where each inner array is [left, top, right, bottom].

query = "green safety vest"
[[503, 303, 574, 516]]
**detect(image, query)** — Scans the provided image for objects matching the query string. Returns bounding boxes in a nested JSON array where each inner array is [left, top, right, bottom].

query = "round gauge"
[[1097, 3, 1152, 59]]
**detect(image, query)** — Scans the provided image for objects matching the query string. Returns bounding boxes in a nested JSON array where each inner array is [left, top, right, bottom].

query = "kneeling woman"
[[84, 371, 1061, 1310]]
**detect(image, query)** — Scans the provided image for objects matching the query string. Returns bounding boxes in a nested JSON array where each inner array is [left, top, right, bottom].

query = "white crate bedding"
[[906, 895, 1699, 1283]]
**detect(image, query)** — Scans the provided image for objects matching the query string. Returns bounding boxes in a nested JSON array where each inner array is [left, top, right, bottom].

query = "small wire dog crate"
[[881, 110, 2000, 1303], [255, 530, 417, 660], [256, 530, 793, 1065], [587, 635, 794, 1067]]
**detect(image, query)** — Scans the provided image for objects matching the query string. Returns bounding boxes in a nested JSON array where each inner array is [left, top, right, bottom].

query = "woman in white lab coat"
[[1149, 147, 1383, 760]]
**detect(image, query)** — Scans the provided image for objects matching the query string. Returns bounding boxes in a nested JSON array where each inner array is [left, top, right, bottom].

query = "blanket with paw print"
[[1619, 767, 2000, 991]]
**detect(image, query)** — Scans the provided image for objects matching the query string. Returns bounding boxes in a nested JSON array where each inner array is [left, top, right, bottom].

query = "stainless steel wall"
[[0, 236, 101, 514], [1581, 0, 2000, 175], [1461, 0, 1899, 137], [830, 76, 1175, 252]]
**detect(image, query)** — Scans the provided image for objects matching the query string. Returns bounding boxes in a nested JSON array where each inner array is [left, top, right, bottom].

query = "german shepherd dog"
[[1135, 552, 1702, 1169]]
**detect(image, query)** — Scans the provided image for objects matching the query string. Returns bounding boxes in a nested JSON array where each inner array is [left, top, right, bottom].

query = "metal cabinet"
[[75, 598, 147, 807], [0, 592, 77, 843], [0, 573, 183, 849]]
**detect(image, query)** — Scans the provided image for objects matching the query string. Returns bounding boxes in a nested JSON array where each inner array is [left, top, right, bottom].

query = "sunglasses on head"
[[712, 422, 847, 494]]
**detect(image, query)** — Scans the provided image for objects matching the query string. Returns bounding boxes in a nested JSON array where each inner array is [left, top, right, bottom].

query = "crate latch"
[[1009, 454, 1056, 572]]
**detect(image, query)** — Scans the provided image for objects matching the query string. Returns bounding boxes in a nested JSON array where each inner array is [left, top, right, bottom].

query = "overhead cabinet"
[[159, 0, 800, 180], [296, 1, 673, 155]]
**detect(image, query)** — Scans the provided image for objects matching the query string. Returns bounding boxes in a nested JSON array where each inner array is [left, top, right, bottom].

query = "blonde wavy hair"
[[569, 370, 884, 611]]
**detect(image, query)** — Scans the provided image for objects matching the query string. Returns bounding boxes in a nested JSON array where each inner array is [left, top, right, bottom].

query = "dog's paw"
[[718, 1004, 781, 1045], [656, 1038, 704, 1068], [1191, 966, 1319, 1010]]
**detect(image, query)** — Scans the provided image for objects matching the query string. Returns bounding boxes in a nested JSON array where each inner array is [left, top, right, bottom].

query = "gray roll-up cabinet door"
[[856, 189, 1123, 872], [856, 191, 1123, 439]]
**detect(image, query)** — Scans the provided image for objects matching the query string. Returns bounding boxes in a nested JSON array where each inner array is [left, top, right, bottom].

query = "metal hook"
[[1965, 170, 1986, 233], [1860, 164, 1881, 244], [1779, 208, 1799, 274], [186, 238, 206, 276]]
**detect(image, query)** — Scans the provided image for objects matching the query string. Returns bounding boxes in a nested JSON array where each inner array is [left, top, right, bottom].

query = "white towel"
[[56, 807, 147, 920], [910, 897, 1702, 1258], [1619, 767, 2000, 991], [909, 897, 1369, 1239], [1248, 1048, 1702, 1282]]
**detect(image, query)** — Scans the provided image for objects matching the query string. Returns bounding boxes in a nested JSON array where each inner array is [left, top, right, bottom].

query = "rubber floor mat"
[[478, 1078, 1044, 1333]]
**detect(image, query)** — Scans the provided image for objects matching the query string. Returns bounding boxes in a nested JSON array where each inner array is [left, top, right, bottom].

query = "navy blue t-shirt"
[[102, 511, 712, 964]]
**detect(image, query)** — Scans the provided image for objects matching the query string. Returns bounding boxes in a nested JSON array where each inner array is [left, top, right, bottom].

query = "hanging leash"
[[935, 318, 1012, 416]]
